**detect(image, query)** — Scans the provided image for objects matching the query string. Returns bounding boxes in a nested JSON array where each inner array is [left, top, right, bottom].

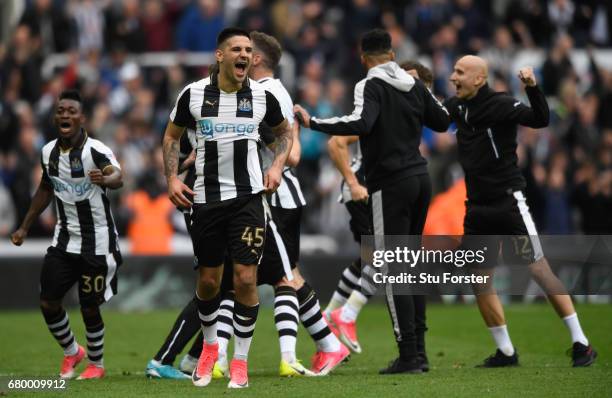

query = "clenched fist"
[[518, 67, 536, 87]]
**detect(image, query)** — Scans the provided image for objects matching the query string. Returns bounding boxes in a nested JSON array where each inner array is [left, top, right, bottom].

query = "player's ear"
[[252, 53, 261, 66], [215, 47, 223, 63]]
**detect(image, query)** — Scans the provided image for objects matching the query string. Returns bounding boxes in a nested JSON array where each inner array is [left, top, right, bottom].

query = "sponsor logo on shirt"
[[198, 119, 256, 138], [51, 177, 93, 196]]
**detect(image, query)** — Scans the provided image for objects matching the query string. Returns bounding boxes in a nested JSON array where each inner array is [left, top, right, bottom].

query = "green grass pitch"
[[1, 303, 611, 397]]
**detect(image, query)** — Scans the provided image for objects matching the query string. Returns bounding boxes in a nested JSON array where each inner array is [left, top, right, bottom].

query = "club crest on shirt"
[[238, 98, 252, 112], [71, 157, 83, 172]]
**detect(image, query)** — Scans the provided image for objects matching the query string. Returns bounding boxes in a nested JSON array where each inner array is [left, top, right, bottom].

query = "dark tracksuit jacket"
[[310, 61, 450, 358], [444, 84, 550, 202]]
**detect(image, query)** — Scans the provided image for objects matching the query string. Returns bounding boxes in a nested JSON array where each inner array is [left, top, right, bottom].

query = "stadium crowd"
[[1, 0, 611, 247]]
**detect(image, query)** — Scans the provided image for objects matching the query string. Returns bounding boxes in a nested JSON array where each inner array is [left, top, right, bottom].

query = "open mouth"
[[235, 61, 248, 75], [59, 121, 72, 131]]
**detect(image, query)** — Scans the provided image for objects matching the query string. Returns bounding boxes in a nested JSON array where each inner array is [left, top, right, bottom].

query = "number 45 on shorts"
[[241, 226, 264, 248]]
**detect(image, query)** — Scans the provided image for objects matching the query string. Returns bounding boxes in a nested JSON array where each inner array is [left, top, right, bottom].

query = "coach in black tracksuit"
[[294, 29, 450, 374], [444, 55, 596, 368]]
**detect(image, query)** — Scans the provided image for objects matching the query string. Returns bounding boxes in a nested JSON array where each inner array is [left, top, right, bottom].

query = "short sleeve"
[[179, 131, 194, 160], [263, 90, 285, 127], [40, 154, 52, 186], [91, 143, 121, 172], [259, 122, 275, 145], [170, 86, 196, 128]]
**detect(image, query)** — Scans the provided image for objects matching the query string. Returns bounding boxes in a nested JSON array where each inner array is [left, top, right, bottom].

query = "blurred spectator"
[[0, 177, 15, 237], [382, 11, 418, 64], [70, 0, 105, 54], [404, 0, 451, 54], [109, 62, 142, 116], [20, 0, 74, 55], [124, 149, 174, 254], [0, 94, 20, 154], [543, 152, 573, 234], [505, 0, 552, 47], [479, 25, 517, 81], [235, 0, 273, 33], [141, 0, 174, 52], [451, 0, 490, 53], [1, 24, 43, 103], [176, 0, 224, 52], [548, 0, 575, 37], [541, 33, 576, 96], [106, 0, 147, 53]]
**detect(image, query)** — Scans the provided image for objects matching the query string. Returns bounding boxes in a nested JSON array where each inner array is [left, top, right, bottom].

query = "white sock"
[[488, 325, 515, 356], [325, 292, 347, 315], [563, 313, 588, 345], [317, 332, 341, 352], [217, 336, 229, 364], [64, 341, 79, 356], [340, 291, 369, 323], [216, 297, 234, 362], [281, 351, 297, 363], [274, 289, 298, 364]]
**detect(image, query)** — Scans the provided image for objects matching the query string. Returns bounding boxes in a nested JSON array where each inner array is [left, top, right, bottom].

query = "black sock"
[[297, 283, 339, 352], [196, 292, 222, 345], [232, 301, 259, 360], [42, 306, 78, 356], [154, 297, 201, 365], [81, 306, 104, 366]]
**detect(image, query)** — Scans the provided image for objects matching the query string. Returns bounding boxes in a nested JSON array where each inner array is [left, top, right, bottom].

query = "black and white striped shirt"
[[339, 148, 364, 203], [257, 77, 306, 209], [170, 72, 285, 204], [41, 132, 121, 257]]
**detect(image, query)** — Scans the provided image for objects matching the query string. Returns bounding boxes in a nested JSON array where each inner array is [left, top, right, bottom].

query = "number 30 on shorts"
[[241, 226, 264, 248], [81, 275, 105, 293]]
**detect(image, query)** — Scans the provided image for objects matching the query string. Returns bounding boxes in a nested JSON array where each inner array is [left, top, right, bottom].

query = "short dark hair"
[[217, 27, 250, 48], [361, 29, 392, 55], [400, 60, 434, 88], [58, 90, 82, 104], [250, 31, 282, 70]]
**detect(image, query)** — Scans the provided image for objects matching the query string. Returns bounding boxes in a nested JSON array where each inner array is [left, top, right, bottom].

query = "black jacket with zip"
[[444, 84, 549, 202], [310, 61, 450, 193]]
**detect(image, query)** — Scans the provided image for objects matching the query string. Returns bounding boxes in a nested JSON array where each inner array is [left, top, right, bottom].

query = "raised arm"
[[501, 67, 550, 128], [294, 79, 380, 136], [88, 166, 123, 189], [419, 81, 450, 132]]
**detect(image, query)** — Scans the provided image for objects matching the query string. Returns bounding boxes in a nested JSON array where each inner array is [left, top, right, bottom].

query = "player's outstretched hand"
[[293, 105, 311, 128], [88, 169, 106, 186], [10, 228, 27, 246], [518, 67, 536, 87], [264, 166, 282, 193], [167, 176, 194, 208]]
